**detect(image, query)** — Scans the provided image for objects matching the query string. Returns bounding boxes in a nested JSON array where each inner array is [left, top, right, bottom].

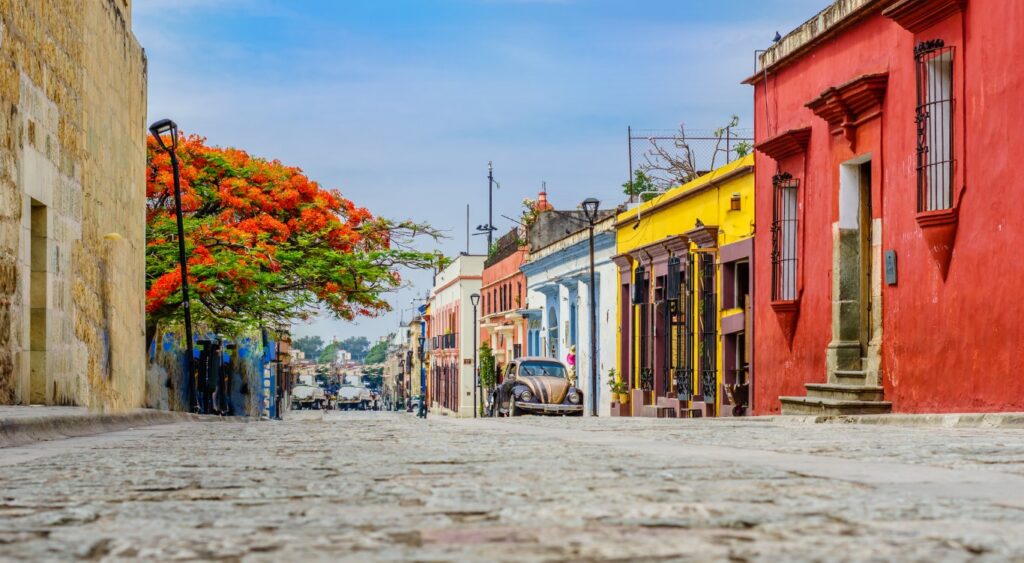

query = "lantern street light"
[[149, 118, 199, 413], [581, 198, 601, 417], [470, 293, 481, 418]]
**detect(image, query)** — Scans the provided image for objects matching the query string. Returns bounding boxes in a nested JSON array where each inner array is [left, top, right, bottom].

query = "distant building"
[[519, 196, 618, 416], [480, 229, 529, 377], [613, 155, 754, 418], [428, 254, 485, 417]]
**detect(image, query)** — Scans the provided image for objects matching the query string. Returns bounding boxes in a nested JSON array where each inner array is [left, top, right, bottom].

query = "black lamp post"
[[149, 118, 198, 412], [418, 333, 427, 419], [581, 198, 601, 417], [470, 293, 481, 418], [397, 357, 405, 411]]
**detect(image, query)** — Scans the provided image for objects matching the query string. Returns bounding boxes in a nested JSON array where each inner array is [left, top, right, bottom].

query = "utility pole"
[[488, 161, 494, 250]]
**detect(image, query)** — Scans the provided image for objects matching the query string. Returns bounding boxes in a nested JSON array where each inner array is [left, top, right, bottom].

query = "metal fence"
[[627, 126, 753, 201]]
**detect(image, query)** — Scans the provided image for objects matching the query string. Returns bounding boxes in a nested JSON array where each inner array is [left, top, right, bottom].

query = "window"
[[771, 172, 799, 301], [735, 261, 749, 310], [518, 360, 568, 378], [698, 252, 717, 405], [915, 39, 955, 211]]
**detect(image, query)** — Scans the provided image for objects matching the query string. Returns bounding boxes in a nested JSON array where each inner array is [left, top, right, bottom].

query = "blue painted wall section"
[[148, 325, 280, 416]]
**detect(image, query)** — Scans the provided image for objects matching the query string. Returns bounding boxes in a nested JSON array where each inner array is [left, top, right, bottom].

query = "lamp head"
[[148, 118, 179, 152], [470, 293, 481, 308], [581, 198, 600, 223]]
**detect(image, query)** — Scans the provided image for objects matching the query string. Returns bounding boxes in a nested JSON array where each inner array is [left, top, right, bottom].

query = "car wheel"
[[509, 396, 520, 417]]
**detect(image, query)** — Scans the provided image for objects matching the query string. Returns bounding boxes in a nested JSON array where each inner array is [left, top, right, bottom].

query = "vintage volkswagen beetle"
[[490, 357, 583, 416]]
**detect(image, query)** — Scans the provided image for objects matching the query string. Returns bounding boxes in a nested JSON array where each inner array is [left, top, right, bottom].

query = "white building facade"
[[520, 217, 617, 416], [429, 254, 485, 418]]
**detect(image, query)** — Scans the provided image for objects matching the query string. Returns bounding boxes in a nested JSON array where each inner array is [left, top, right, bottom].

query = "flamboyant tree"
[[146, 133, 441, 348]]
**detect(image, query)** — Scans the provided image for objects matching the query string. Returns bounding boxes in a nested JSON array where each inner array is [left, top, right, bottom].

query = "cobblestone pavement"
[[3, 413, 1024, 561]]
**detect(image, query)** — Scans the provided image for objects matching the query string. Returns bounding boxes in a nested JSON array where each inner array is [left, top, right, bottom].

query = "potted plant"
[[607, 369, 629, 404]]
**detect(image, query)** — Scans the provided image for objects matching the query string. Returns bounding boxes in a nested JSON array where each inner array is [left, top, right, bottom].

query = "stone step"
[[779, 396, 892, 416], [639, 405, 673, 418], [833, 370, 867, 384], [805, 383, 884, 402]]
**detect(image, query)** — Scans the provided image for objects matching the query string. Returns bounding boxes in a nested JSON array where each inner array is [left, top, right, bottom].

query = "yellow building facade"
[[612, 155, 754, 417]]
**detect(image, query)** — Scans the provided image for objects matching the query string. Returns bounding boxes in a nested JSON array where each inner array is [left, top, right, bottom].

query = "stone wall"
[[0, 0, 147, 408]]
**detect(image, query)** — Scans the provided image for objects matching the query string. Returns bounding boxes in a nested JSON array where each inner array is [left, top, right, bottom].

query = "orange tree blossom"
[[146, 133, 443, 347]]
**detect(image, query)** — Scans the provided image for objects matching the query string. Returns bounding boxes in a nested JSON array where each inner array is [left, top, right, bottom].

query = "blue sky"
[[134, 0, 826, 343]]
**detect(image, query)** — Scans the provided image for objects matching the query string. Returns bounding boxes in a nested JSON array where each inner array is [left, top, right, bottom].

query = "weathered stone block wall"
[[0, 0, 147, 408]]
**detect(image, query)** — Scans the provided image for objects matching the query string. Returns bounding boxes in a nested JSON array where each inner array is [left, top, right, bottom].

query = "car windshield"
[[517, 361, 567, 378]]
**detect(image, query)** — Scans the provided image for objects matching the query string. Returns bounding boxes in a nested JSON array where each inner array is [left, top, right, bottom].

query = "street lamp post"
[[418, 332, 427, 419], [470, 293, 481, 418], [397, 358, 405, 412], [581, 198, 601, 417], [149, 118, 199, 412]]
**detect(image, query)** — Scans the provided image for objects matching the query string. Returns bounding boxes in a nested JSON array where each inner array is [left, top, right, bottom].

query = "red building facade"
[[750, 0, 1024, 414], [480, 229, 528, 375]]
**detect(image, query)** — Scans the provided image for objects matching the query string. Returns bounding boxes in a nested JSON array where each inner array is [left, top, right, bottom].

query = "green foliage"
[[622, 170, 659, 201], [362, 369, 383, 390], [339, 336, 370, 360], [479, 343, 496, 389], [713, 115, 741, 140], [292, 335, 324, 360], [364, 338, 389, 365], [606, 368, 628, 393], [734, 140, 753, 158], [318, 341, 340, 364]]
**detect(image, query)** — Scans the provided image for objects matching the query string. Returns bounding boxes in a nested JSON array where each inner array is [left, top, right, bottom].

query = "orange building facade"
[[480, 229, 529, 374]]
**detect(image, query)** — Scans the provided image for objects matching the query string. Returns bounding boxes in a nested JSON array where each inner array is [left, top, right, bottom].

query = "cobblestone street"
[[3, 413, 1024, 561]]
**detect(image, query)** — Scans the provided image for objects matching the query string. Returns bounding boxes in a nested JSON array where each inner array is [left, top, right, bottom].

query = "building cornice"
[[744, 0, 890, 84], [520, 231, 615, 277], [432, 275, 483, 296], [882, 0, 965, 33], [614, 159, 753, 229], [755, 127, 812, 161], [805, 72, 889, 151]]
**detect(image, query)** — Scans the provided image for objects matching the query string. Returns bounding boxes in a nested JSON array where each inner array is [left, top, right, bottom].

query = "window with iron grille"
[[698, 252, 716, 405], [655, 275, 669, 395], [771, 172, 799, 301], [915, 39, 955, 212], [668, 256, 694, 400], [634, 267, 653, 391]]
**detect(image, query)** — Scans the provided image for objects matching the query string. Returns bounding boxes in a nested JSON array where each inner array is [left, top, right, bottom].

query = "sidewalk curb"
[[0, 410, 224, 448], [775, 413, 1024, 429]]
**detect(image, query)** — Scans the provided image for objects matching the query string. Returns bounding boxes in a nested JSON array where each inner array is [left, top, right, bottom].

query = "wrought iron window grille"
[[915, 39, 955, 212], [698, 253, 717, 405], [771, 172, 799, 301]]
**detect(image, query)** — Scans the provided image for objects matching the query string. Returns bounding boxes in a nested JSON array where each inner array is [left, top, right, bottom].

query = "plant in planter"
[[606, 369, 629, 404]]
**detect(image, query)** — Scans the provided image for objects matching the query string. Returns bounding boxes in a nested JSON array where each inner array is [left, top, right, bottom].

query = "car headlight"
[[519, 389, 533, 402], [567, 391, 580, 404]]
